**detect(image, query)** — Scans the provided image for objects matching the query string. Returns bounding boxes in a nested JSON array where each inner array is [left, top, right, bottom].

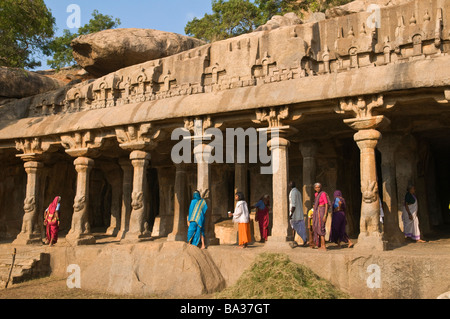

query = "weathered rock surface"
[[255, 12, 302, 32], [325, 0, 413, 18], [438, 291, 450, 299], [49, 241, 226, 297], [71, 28, 206, 77], [0, 67, 66, 99]]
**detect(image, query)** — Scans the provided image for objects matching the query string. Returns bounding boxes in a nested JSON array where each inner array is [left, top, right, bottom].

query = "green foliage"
[[46, 10, 121, 70], [215, 253, 349, 299], [185, 0, 353, 42], [0, 0, 55, 69]]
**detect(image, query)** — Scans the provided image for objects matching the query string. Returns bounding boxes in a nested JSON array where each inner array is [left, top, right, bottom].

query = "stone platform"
[[1, 231, 449, 299]]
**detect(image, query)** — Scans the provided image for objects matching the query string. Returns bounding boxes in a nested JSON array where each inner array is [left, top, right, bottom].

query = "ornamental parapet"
[[14, 0, 448, 119]]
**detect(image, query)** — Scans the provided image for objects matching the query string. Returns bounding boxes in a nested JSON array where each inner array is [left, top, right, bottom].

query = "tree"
[[185, 0, 353, 42], [185, 0, 262, 42], [0, 0, 55, 69], [46, 10, 121, 70]]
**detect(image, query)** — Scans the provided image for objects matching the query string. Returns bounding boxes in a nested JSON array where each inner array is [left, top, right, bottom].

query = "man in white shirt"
[[289, 181, 307, 247]]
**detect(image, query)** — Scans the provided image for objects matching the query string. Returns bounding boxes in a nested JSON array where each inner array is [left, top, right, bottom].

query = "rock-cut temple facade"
[[0, 0, 449, 250]]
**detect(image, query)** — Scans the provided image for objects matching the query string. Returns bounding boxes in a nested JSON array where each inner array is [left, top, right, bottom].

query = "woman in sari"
[[44, 196, 61, 247], [251, 194, 270, 243], [312, 183, 330, 250], [329, 190, 354, 248], [402, 185, 426, 243], [187, 190, 207, 249], [229, 192, 251, 249]]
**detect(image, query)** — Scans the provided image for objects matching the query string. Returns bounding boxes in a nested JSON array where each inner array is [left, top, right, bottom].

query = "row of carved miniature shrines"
[[28, 7, 446, 118]]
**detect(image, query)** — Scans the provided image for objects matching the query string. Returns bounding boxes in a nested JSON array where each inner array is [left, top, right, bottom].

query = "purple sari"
[[329, 190, 350, 244]]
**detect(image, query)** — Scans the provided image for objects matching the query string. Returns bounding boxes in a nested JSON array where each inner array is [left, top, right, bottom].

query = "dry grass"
[[215, 253, 349, 299]]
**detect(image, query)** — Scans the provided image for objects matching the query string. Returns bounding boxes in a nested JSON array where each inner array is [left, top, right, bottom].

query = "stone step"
[[0, 248, 50, 287]]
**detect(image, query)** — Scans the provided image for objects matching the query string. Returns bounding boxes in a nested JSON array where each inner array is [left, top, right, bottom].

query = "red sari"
[[44, 197, 60, 244], [256, 207, 269, 241]]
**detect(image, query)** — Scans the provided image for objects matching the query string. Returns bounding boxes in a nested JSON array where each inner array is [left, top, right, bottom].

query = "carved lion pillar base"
[[66, 157, 96, 246]]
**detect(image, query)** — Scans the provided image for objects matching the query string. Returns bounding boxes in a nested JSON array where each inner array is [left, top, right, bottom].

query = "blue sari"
[[187, 192, 207, 247]]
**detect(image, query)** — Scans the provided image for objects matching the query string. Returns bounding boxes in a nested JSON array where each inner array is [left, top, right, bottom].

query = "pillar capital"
[[116, 123, 161, 152], [130, 150, 151, 162], [299, 140, 319, 158], [74, 156, 94, 168], [61, 131, 107, 158], [377, 132, 403, 161], [24, 161, 44, 171]]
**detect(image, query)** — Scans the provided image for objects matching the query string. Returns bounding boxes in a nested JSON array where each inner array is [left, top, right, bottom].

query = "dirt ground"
[[0, 275, 212, 299], [0, 226, 449, 299]]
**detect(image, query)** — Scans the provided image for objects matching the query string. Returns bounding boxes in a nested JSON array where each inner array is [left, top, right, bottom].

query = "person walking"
[[44, 196, 61, 247], [187, 190, 207, 249], [289, 182, 308, 247], [329, 190, 354, 248]]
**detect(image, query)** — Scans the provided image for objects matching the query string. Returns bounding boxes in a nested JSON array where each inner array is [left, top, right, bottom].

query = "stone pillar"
[[66, 157, 96, 246], [234, 163, 248, 200], [354, 129, 385, 250], [123, 150, 152, 242], [267, 127, 292, 244], [14, 160, 44, 245], [299, 141, 318, 215], [377, 133, 405, 247], [103, 163, 123, 236], [339, 95, 390, 251], [167, 163, 188, 241], [116, 158, 133, 240], [194, 143, 219, 246]]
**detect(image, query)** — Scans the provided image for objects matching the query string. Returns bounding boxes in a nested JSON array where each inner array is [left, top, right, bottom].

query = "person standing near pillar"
[[229, 192, 251, 249], [313, 183, 330, 250], [402, 185, 426, 243], [251, 194, 270, 243], [289, 182, 308, 248]]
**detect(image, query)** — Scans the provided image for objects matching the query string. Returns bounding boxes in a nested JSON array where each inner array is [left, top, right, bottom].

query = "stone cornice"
[[1, 51, 450, 146]]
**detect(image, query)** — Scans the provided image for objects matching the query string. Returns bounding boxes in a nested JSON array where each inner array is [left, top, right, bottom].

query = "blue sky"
[[37, 0, 213, 70]]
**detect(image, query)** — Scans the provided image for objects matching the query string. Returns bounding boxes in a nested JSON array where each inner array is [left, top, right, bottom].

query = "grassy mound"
[[215, 253, 349, 299]]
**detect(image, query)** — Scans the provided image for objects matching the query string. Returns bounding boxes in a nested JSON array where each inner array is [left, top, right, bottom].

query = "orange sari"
[[238, 223, 251, 246]]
